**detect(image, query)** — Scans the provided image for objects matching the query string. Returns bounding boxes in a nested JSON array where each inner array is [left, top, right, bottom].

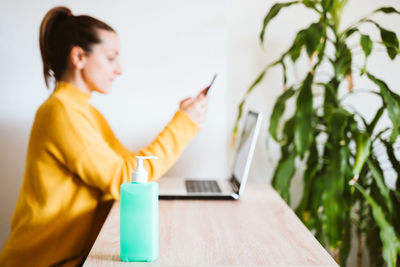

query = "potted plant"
[[234, 1, 400, 266]]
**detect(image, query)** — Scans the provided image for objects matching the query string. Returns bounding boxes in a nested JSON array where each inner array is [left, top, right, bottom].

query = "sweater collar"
[[54, 82, 91, 105]]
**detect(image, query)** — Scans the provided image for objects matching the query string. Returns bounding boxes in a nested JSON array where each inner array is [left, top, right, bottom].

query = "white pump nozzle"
[[131, 156, 157, 183]]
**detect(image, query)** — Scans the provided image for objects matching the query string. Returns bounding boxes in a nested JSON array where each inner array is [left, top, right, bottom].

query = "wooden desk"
[[84, 183, 338, 266]]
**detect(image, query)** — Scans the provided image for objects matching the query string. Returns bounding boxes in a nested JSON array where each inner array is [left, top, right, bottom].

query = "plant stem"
[[357, 222, 364, 267], [339, 88, 379, 102]]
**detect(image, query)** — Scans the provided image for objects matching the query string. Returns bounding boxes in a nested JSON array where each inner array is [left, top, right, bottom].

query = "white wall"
[[0, 0, 229, 247], [1, 0, 399, 265]]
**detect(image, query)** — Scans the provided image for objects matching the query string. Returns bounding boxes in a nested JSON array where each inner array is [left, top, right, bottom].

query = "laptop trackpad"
[[185, 180, 222, 193]]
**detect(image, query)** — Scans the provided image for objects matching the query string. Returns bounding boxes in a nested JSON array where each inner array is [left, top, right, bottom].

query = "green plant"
[[234, 1, 400, 266]]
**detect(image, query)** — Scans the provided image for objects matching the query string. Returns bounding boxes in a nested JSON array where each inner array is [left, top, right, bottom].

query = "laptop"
[[158, 110, 263, 200]]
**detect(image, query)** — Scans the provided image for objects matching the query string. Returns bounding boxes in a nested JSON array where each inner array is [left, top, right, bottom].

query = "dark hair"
[[39, 6, 115, 88]]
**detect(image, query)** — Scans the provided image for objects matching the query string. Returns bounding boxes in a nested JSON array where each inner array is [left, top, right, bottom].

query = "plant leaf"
[[372, 22, 400, 60], [321, 0, 334, 12], [368, 158, 391, 214], [381, 139, 400, 191], [366, 159, 393, 213], [361, 34, 373, 57], [334, 41, 352, 79], [321, 146, 351, 249], [247, 67, 268, 94], [327, 107, 351, 141], [269, 88, 296, 141], [374, 7, 400, 15], [260, 1, 300, 44], [342, 27, 358, 39], [389, 190, 400, 234], [282, 115, 296, 145], [305, 23, 324, 58], [315, 36, 327, 69], [303, 0, 315, 9], [367, 106, 385, 133], [285, 22, 325, 65], [295, 141, 319, 219], [367, 72, 400, 142], [353, 183, 400, 267], [380, 27, 399, 60], [271, 146, 296, 204], [281, 60, 288, 87], [294, 73, 314, 158], [289, 29, 307, 62], [352, 131, 372, 180], [306, 23, 323, 57], [382, 139, 400, 177], [323, 78, 340, 113]]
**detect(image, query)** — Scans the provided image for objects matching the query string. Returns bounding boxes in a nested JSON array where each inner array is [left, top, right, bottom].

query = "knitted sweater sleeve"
[[43, 100, 198, 199]]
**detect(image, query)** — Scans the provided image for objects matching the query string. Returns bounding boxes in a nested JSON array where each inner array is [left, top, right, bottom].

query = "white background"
[[1, 1, 399, 265]]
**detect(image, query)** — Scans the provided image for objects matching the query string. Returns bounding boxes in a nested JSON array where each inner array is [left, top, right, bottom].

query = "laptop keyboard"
[[185, 180, 222, 193]]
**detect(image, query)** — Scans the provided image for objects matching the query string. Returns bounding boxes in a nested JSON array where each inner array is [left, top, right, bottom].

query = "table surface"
[[83, 183, 338, 267]]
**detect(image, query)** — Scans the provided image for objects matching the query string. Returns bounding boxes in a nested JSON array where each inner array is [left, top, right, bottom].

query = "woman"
[[0, 6, 208, 266]]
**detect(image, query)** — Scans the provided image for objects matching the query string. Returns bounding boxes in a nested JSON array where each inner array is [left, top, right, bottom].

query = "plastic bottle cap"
[[131, 156, 157, 183]]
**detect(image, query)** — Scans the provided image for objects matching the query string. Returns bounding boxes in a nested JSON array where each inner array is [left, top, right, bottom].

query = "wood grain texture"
[[83, 183, 338, 267]]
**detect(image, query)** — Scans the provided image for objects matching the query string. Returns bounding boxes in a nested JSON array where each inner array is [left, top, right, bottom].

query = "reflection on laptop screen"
[[232, 111, 259, 186]]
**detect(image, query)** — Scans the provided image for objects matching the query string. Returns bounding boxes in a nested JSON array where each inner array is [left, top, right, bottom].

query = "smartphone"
[[204, 74, 217, 95]]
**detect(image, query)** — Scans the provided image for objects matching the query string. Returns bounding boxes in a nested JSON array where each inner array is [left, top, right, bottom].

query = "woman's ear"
[[70, 46, 87, 70]]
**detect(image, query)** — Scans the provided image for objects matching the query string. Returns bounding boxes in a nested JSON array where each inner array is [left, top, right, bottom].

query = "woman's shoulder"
[[35, 93, 89, 129], [28, 96, 72, 142], [36, 93, 68, 117], [33, 93, 95, 139]]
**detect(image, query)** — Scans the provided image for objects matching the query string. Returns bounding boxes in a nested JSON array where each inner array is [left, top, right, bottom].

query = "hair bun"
[[40, 7, 74, 38], [39, 6, 73, 87], [52, 6, 73, 22]]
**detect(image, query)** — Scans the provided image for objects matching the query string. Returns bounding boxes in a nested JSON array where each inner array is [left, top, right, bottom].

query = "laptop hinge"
[[230, 176, 240, 193]]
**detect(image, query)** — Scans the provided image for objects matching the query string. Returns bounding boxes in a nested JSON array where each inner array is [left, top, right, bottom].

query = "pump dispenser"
[[131, 156, 157, 183], [120, 156, 158, 262]]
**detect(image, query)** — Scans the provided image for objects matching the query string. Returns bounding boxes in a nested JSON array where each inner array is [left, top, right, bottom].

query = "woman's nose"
[[115, 61, 123, 75]]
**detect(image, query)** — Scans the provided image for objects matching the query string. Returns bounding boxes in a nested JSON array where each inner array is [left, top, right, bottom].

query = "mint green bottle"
[[120, 156, 158, 262]]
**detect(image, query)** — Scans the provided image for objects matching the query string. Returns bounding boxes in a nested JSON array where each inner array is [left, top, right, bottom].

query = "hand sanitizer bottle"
[[120, 156, 158, 262]]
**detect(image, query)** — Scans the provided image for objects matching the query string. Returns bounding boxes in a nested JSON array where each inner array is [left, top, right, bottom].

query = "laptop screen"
[[231, 111, 262, 194]]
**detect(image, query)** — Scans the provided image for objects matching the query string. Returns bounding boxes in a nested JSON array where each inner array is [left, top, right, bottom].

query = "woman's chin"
[[94, 86, 112, 94]]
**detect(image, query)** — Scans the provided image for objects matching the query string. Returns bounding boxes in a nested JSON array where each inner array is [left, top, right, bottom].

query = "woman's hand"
[[179, 89, 209, 126]]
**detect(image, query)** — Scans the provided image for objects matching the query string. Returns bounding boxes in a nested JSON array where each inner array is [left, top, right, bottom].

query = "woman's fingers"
[[179, 97, 193, 109], [199, 87, 209, 96], [179, 93, 209, 126]]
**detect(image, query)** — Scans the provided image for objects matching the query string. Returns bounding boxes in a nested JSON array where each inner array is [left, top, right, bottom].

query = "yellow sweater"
[[0, 82, 199, 266]]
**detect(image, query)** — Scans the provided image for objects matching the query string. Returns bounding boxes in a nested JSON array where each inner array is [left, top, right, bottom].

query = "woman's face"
[[82, 29, 122, 94]]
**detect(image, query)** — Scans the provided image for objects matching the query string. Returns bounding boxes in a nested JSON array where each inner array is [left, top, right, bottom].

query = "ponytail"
[[39, 6, 115, 88]]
